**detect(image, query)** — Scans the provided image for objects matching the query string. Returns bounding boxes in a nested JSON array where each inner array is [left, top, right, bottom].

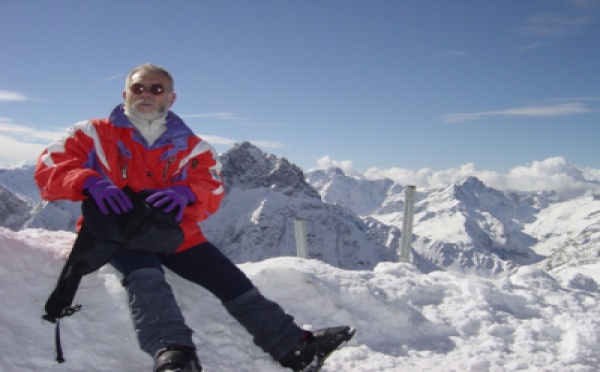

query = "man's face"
[[123, 71, 176, 121]]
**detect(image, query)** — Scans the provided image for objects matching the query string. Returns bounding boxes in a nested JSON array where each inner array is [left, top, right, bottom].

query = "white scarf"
[[124, 108, 168, 146]]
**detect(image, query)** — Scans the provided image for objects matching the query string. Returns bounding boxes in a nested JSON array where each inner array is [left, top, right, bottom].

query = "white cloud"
[[312, 156, 600, 199], [479, 157, 600, 198], [0, 90, 28, 102], [364, 163, 477, 188], [583, 166, 600, 183], [443, 102, 594, 123], [311, 156, 362, 177], [0, 134, 48, 164]]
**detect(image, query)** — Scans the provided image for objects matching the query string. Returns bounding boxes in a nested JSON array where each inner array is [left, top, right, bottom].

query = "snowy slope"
[[2, 227, 599, 371], [524, 195, 600, 271], [0, 164, 39, 201], [306, 167, 397, 216]]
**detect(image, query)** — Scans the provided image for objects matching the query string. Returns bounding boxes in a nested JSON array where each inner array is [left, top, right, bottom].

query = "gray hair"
[[125, 63, 174, 91]]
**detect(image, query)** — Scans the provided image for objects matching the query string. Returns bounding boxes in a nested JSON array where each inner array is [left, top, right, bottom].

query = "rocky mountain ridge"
[[306, 166, 599, 274], [3, 143, 598, 276]]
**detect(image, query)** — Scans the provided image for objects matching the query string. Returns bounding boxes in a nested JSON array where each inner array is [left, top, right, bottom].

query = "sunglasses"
[[129, 83, 167, 95]]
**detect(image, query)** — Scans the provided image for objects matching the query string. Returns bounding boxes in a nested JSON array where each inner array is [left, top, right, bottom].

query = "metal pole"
[[294, 219, 309, 259], [400, 185, 416, 263]]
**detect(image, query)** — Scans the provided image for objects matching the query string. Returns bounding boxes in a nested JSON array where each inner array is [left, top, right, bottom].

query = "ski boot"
[[279, 326, 356, 372], [153, 345, 202, 372]]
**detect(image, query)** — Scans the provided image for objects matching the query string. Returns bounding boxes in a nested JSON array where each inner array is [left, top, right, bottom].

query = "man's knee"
[[123, 267, 165, 287], [123, 268, 193, 356], [124, 268, 186, 329]]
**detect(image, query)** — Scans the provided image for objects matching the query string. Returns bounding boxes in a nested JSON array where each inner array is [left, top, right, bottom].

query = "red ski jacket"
[[35, 104, 225, 252]]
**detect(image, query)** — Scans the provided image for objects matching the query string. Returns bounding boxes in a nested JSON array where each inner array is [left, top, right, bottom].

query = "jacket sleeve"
[[35, 121, 102, 201], [176, 139, 225, 222]]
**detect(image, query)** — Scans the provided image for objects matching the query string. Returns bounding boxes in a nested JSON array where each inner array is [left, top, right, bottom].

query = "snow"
[[523, 195, 600, 257], [2, 227, 600, 371]]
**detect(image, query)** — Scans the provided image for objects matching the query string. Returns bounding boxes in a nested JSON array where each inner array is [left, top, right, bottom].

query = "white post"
[[400, 185, 416, 263], [294, 218, 309, 259]]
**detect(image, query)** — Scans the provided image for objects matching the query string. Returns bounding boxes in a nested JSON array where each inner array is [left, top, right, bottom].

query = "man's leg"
[[162, 242, 304, 360], [110, 250, 195, 357]]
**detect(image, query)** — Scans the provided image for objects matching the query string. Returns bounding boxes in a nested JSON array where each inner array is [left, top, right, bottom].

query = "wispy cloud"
[[98, 73, 124, 83], [198, 134, 284, 149], [0, 118, 65, 142], [182, 112, 251, 121], [0, 118, 66, 163], [197, 134, 237, 146], [441, 49, 469, 59], [443, 102, 594, 123], [519, 13, 593, 38], [568, 0, 600, 10], [0, 90, 29, 102], [516, 1, 599, 51], [519, 41, 555, 52]]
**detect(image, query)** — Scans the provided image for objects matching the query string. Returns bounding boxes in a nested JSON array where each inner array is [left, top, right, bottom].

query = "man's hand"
[[83, 176, 133, 215], [145, 185, 195, 222]]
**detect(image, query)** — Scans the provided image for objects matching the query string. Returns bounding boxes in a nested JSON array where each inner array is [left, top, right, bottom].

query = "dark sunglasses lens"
[[130, 84, 145, 94], [149, 85, 165, 95]]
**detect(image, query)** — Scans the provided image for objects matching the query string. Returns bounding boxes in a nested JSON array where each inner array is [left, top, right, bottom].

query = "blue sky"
[[1, 0, 599, 178]]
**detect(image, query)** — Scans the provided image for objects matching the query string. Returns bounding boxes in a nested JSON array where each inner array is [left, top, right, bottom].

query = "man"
[[36, 63, 354, 372]]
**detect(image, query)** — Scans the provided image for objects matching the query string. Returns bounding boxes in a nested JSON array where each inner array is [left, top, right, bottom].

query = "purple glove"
[[145, 185, 196, 222], [83, 176, 133, 215]]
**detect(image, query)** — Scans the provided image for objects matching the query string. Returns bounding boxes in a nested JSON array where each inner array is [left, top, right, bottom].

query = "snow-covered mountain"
[[202, 142, 394, 268], [306, 166, 600, 277], [2, 144, 600, 371], [7, 142, 600, 277], [307, 167, 397, 216], [524, 195, 600, 271], [0, 184, 32, 231]]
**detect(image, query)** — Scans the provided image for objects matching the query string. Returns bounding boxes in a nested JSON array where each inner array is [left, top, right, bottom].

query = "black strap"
[[47, 304, 82, 363], [54, 318, 64, 363]]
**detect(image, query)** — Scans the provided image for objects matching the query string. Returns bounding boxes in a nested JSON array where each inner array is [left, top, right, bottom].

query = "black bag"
[[43, 188, 184, 362]]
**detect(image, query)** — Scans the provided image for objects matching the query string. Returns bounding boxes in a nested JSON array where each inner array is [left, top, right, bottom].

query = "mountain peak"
[[220, 142, 320, 198]]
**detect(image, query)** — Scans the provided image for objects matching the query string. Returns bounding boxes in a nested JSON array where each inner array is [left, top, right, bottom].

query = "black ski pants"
[[110, 242, 303, 360]]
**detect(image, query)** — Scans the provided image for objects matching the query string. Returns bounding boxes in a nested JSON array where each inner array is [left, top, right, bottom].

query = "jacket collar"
[[109, 104, 195, 148]]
